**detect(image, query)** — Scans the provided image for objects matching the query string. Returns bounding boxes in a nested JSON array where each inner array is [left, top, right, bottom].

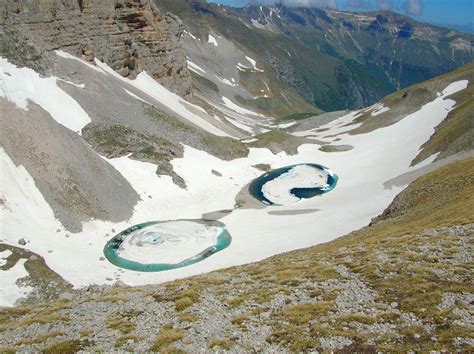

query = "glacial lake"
[[103, 219, 231, 272], [249, 163, 338, 205]]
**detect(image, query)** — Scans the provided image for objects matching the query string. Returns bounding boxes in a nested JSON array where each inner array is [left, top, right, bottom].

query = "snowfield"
[[0, 51, 469, 305], [0, 57, 91, 133]]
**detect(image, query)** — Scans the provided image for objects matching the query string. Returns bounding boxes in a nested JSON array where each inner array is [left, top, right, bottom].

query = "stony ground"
[[0, 158, 473, 352], [0, 223, 471, 353]]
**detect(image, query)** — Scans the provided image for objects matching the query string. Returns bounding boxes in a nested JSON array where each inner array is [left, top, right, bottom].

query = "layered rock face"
[[0, 0, 191, 98]]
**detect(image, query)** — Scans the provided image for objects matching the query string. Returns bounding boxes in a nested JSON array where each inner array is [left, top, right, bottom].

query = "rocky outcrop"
[[0, 98, 140, 232], [0, 0, 192, 98]]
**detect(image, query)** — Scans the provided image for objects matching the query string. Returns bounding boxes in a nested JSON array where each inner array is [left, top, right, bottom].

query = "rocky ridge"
[[0, 0, 191, 98], [157, 0, 474, 111]]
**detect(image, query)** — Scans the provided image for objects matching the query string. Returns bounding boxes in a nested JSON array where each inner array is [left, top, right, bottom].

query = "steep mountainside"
[[0, 0, 192, 98], [155, 0, 473, 111]]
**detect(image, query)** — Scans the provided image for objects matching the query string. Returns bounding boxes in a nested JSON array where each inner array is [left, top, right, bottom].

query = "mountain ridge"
[[156, 0, 473, 110]]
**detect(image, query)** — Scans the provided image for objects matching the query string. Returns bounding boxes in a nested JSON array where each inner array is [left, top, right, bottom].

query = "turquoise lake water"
[[103, 220, 231, 272]]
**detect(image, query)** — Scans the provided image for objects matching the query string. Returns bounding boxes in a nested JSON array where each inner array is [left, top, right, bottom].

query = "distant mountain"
[[155, 0, 473, 111], [430, 22, 474, 35]]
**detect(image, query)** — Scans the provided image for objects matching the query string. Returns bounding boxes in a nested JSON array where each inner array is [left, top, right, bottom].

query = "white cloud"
[[251, 0, 337, 8]]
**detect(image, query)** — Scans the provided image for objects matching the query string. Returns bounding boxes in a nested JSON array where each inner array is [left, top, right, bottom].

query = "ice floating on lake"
[[249, 164, 338, 206], [103, 220, 231, 272]]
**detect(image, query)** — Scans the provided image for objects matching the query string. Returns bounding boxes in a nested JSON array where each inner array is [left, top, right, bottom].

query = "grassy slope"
[[412, 62, 474, 164], [345, 62, 473, 166], [1, 157, 472, 351]]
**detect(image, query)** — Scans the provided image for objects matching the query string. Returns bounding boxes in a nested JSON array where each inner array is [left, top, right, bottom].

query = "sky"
[[206, 0, 473, 29]]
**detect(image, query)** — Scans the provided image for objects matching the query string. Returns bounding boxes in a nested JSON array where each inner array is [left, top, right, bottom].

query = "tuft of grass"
[[334, 314, 378, 325], [149, 325, 184, 352], [154, 286, 202, 312], [17, 314, 69, 328], [227, 294, 251, 308], [42, 339, 93, 354], [231, 314, 249, 326], [175, 297, 194, 312], [269, 325, 315, 352], [278, 301, 335, 325], [209, 339, 233, 350], [114, 334, 143, 348], [81, 296, 128, 304], [79, 329, 94, 337], [107, 315, 135, 335], [0, 307, 29, 327], [179, 313, 197, 322], [15, 331, 64, 346], [106, 309, 141, 335]]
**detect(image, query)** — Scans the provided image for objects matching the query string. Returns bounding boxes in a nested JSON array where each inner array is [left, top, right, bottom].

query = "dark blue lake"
[[249, 163, 338, 205]]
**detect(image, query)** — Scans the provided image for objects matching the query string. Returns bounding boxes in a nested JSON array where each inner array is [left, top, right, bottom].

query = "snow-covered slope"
[[0, 50, 471, 306]]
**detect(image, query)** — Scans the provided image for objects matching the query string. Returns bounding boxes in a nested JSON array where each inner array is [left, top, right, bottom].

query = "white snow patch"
[[241, 138, 258, 143], [245, 56, 264, 72], [0, 250, 12, 266], [0, 56, 91, 133], [57, 78, 85, 89], [251, 19, 266, 29], [278, 122, 297, 129], [222, 96, 265, 117], [371, 104, 390, 116], [227, 117, 255, 133], [216, 76, 239, 87], [0, 259, 33, 307], [124, 88, 152, 105], [183, 30, 198, 41], [237, 63, 250, 71], [292, 110, 362, 137], [187, 60, 206, 76], [56, 50, 103, 73], [208, 34, 218, 47], [263, 81, 271, 92]]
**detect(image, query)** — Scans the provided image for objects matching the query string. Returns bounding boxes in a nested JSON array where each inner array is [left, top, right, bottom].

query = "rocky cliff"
[[0, 0, 191, 98]]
